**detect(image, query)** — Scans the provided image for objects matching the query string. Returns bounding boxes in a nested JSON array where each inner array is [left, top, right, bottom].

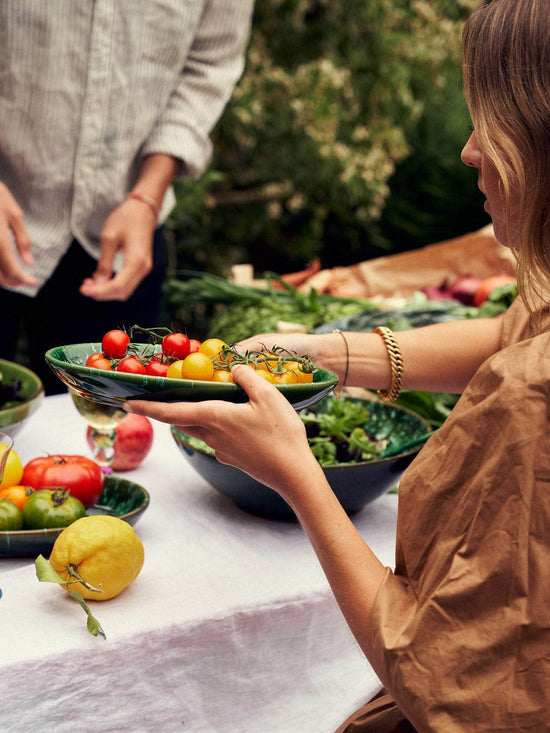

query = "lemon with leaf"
[[36, 515, 144, 638], [49, 515, 144, 600]]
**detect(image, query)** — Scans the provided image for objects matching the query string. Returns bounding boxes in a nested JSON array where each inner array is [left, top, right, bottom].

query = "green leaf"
[[318, 399, 371, 439], [35, 555, 106, 639], [69, 591, 106, 639], [309, 437, 338, 466], [35, 554, 66, 584], [348, 427, 386, 461]]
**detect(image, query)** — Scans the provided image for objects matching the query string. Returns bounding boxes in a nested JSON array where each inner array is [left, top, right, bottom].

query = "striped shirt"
[[0, 0, 253, 294]]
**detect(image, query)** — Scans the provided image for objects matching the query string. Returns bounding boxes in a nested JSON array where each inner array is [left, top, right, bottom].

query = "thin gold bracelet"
[[373, 326, 404, 402], [332, 329, 349, 388]]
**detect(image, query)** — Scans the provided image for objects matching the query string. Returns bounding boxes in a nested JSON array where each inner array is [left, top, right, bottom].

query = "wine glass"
[[0, 432, 14, 483], [69, 389, 126, 472]]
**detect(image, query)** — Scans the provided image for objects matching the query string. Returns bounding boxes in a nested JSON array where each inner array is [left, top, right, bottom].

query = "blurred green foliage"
[[164, 0, 488, 283]]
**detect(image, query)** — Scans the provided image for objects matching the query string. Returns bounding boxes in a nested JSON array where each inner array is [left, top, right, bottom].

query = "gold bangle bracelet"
[[373, 326, 404, 402]]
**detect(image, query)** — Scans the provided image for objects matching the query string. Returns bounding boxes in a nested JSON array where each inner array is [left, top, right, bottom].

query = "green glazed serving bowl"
[[0, 475, 150, 557], [172, 395, 432, 521], [45, 343, 338, 411], [0, 359, 44, 437]]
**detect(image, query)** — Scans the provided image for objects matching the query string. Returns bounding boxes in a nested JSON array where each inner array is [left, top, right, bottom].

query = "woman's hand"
[[124, 363, 323, 499], [237, 331, 349, 386]]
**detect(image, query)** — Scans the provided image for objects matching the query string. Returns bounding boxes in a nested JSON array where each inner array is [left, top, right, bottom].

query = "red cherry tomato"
[[162, 332, 191, 360], [86, 355, 112, 370], [102, 329, 130, 359], [117, 356, 147, 374], [188, 339, 201, 354], [145, 359, 170, 377], [21, 455, 104, 509], [86, 352, 105, 366]]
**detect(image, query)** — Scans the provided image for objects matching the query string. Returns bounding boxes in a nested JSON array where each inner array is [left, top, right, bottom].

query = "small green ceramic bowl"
[[172, 396, 432, 521], [0, 359, 44, 437], [45, 342, 338, 411], [0, 475, 150, 558]]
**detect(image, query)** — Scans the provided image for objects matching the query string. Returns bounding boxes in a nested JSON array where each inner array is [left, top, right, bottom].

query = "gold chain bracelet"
[[373, 326, 404, 402]]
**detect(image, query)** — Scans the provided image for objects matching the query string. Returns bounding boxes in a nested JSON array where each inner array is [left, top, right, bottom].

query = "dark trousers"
[[0, 230, 167, 395]]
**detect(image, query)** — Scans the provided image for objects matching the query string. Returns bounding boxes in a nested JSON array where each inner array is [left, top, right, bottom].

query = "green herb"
[[165, 271, 372, 343]]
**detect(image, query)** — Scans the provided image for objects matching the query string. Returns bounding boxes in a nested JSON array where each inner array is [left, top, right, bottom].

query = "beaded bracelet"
[[373, 326, 404, 402], [126, 192, 160, 218]]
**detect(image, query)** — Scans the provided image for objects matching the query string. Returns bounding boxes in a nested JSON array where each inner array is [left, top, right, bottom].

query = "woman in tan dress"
[[126, 1, 550, 729]]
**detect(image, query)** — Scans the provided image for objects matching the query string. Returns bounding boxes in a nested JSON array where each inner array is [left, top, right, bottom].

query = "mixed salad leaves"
[[0, 370, 25, 410], [186, 396, 388, 467], [300, 398, 387, 466]]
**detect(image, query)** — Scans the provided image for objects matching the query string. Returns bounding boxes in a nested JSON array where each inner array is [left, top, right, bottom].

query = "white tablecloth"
[[0, 394, 398, 733]]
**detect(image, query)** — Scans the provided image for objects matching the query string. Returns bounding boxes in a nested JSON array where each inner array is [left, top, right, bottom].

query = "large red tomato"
[[21, 455, 104, 509]]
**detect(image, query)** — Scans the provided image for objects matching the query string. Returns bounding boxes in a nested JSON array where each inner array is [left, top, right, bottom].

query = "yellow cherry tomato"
[[213, 369, 234, 383], [180, 352, 215, 381], [166, 360, 185, 379], [257, 351, 280, 372], [273, 370, 299, 385], [255, 370, 276, 383], [198, 338, 227, 359], [284, 360, 314, 383]]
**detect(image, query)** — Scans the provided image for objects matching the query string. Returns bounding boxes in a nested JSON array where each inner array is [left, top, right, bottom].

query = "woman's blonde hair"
[[463, 0, 550, 308]]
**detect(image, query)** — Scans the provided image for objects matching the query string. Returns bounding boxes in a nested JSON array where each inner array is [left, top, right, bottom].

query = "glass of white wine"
[[69, 389, 126, 471], [0, 431, 14, 483]]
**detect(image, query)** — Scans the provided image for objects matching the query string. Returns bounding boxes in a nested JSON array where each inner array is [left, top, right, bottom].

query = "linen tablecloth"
[[0, 394, 398, 733]]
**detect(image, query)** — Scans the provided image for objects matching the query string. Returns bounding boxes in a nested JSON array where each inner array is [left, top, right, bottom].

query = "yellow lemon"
[[0, 443, 24, 490], [49, 515, 144, 601]]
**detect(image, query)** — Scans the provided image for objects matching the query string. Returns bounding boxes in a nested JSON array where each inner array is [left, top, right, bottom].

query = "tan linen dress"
[[336, 299, 550, 732]]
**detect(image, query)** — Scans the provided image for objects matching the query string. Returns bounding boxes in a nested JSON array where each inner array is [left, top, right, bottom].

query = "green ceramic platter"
[[45, 343, 338, 411], [0, 475, 150, 558]]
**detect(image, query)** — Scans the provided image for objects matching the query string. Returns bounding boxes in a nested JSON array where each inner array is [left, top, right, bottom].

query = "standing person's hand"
[[79, 197, 157, 301], [0, 182, 37, 287]]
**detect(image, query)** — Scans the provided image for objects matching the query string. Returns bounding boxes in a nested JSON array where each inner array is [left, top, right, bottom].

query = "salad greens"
[[300, 398, 387, 466], [0, 371, 25, 410], [185, 397, 387, 467]]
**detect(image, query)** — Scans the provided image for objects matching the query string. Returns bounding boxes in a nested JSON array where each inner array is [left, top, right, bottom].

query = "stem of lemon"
[[66, 564, 104, 594]]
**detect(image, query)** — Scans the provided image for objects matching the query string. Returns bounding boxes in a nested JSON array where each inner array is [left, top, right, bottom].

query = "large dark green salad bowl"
[[171, 395, 433, 521]]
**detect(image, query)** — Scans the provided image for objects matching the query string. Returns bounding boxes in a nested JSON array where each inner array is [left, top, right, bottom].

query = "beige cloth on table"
[[336, 297, 550, 732], [301, 225, 516, 299]]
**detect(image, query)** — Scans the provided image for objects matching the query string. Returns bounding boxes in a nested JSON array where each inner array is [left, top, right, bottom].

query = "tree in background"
[[165, 0, 486, 279]]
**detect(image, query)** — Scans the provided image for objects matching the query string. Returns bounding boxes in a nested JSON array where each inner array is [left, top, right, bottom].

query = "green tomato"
[[22, 489, 86, 530], [0, 498, 24, 530]]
